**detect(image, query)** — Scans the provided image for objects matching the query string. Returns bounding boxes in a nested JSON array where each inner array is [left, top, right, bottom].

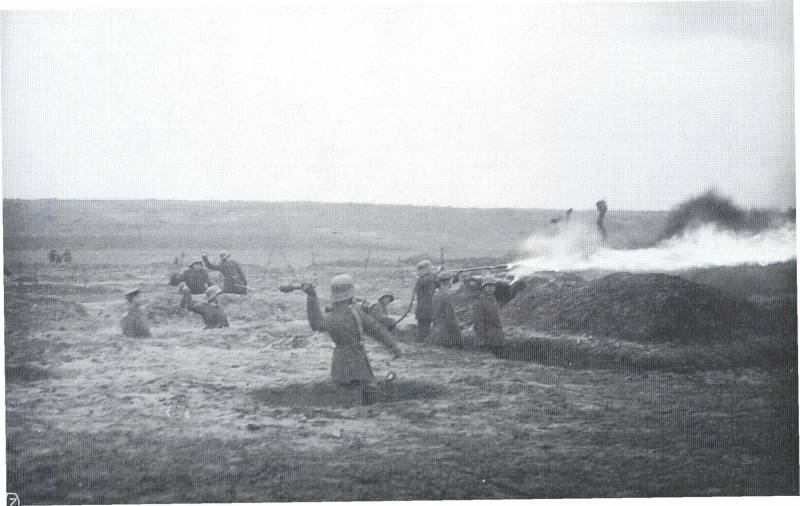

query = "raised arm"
[[361, 309, 401, 358], [304, 285, 325, 332], [202, 254, 221, 271]]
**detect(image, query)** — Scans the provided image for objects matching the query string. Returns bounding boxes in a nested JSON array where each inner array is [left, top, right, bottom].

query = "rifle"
[[452, 264, 509, 275]]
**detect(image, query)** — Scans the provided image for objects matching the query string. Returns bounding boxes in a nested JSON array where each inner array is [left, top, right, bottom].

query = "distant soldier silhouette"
[[49, 249, 59, 264], [551, 208, 574, 226], [596, 199, 608, 239], [202, 251, 247, 295], [181, 283, 229, 329], [121, 288, 151, 338], [62, 248, 73, 264]]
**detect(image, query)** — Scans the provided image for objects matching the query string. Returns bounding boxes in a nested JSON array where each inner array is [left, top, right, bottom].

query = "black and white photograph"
[[2, 0, 798, 502]]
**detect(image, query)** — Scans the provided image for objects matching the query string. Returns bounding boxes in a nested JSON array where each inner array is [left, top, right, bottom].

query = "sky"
[[0, 1, 795, 210]]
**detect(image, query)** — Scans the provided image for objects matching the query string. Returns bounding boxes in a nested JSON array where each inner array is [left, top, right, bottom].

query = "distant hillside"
[[3, 200, 667, 257]]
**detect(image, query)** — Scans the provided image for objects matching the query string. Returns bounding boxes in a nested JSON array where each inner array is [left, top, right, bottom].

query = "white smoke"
[[511, 220, 796, 276]]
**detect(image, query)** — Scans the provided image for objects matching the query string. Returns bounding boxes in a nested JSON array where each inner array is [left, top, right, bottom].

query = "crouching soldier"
[[202, 250, 247, 295], [303, 274, 401, 404], [180, 282, 229, 329], [473, 276, 505, 358], [121, 288, 151, 338], [369, 292, 396, 331], [430, 271, 462, 348]]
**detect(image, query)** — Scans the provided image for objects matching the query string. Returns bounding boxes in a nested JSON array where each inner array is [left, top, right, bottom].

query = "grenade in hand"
[[278, 283, 303, 293]]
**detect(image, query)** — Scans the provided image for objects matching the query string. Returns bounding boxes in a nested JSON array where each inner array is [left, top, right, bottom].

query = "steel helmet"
[[378, 292, 395, 304], [206, 285, 223, 301], [190, 257, 204, 268], [219, 250, 231, 260], [330, 274, 355, 302], [416, 260, 433, 275], [481, 276, 499, 288]]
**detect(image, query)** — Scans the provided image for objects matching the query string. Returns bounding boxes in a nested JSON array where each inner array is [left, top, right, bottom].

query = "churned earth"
[[4, 258, 798, 502]]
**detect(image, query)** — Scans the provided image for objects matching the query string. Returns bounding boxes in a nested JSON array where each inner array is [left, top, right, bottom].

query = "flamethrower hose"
[[394, 287, 416, 325]]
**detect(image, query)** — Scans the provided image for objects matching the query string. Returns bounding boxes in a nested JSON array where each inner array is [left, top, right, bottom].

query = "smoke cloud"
[[512, 223, 795, 275]]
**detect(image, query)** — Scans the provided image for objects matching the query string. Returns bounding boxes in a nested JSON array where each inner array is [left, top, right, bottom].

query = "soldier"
[[369, 292, 396, 331], [175, 258, 213, 306], [430, 271, 462, 348], [473, 276, 505, 358], [121, 288, 151, 338], [414, 260, 437, 342], [180, 283, 229, 329], [202, 250, 247, 295], [48, 249, 59, 264], [596, 199, 608, 239], [303, 274, 401, 404], [62, 248, 73, 264]]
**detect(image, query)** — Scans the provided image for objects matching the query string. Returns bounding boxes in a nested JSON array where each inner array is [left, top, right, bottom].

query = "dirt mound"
[[449, 272, 579, 324], [502, 272, 781, 343], [4, 295, 89, 329], [251, 380, 445, 407]]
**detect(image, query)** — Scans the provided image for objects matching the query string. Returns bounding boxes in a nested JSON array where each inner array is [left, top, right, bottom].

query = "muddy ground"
[[4, 258, 798, 502]]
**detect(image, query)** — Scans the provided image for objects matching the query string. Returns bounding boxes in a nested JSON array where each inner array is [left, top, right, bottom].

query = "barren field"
[[4, 254, 798, 502], [3, 200, 799, 502]]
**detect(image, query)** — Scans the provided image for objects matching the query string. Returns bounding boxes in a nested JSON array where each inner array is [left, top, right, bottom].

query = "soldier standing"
[[48, 249, 59, 264], [62, 248, 73, 264], [473, 276, 505, 358], [202, 251, 247, 295], [180, 283, 229, 329], [414, 260, 437, 342], [369, 292, 396, 331], [121, 288, 151, 338], [303, 275, 401, 404], [596, 199, 608, 239], [430, 271, 462, 348]]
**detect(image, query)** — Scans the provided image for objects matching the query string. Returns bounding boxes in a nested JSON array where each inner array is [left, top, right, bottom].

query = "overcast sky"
[[1, 2, 794, 210]]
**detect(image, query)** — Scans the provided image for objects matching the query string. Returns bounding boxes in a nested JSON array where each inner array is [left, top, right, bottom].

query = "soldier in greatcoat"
[[369, 292, 397, 331], [429, 271, 463, 348], [180, 283, 229, 329], [121, 287, 151, 338], [303, 274, 401, 404], [414, 260, 437, 342], [202, 251, 247, 295], [175, 258, 213, 307], [473, 276, 505, 358]]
